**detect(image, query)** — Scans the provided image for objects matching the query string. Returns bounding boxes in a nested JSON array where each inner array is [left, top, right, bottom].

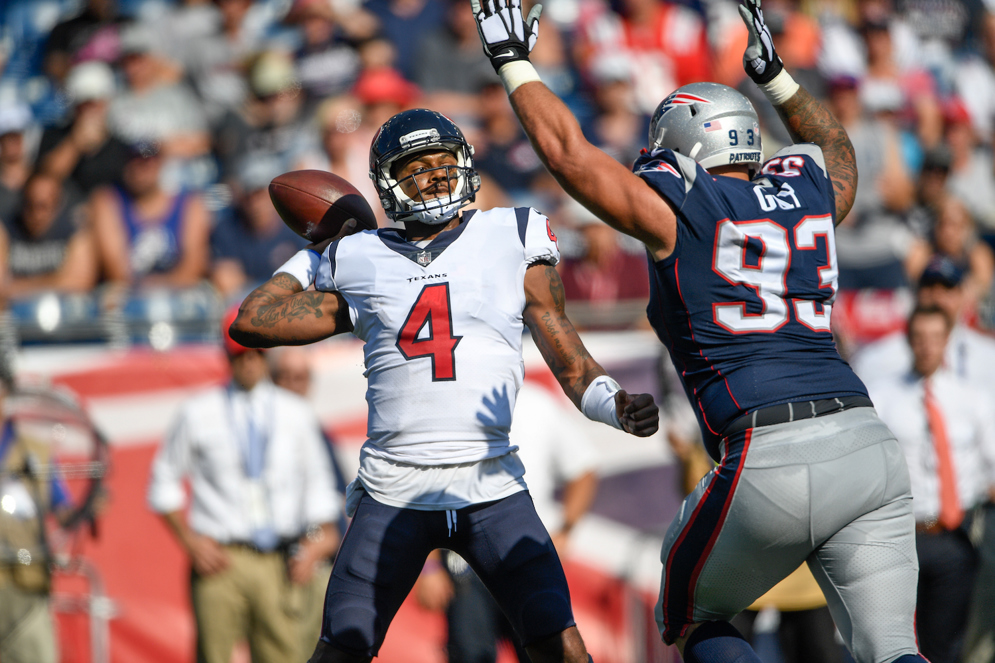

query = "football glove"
[[739, 0, 783, 85], [470, 0, 543, 73]]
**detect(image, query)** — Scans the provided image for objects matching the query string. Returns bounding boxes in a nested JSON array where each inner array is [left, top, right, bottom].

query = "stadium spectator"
[[0, 172, 97, 299], [156, 0, 220, 60], [895, 0, 975, 77], [953, 10, 995, 146], [90, 142, 211, 288], [210, 159, 307, 301], [472, 82, 544, 202], [363, 0, 448, 81], [906, 196, 995, 313], [943, 97, 995, 236], [0, 102, 34, 223], [905, 146, 952, 237], [573, 0, 712, 115], [557, 199, 650, 330], [827, 74, 922, 291], [37, 61, 130, 196], [107, 24, 211, 164], [351, 52, 421, 130], [287, 0, 372, 109], [43, 0, 123, 86], [294, 95, 387, 227], [867, 305, 995, 663], [0, 375, 71, 663], [581, 56, 646, 164], [213, 49, 314, 183], [414, 381, 599, 663], [147, 311, 341, 663], [860, 12, 942, 151], [413, 0, 497, 113], [851, 256, 995, 385], [267, 345, 347, 660], [179, 0, 265, 125]]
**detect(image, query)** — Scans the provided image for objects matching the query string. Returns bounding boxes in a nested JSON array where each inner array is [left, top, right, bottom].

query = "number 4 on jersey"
[[397, 283, 462, 381]]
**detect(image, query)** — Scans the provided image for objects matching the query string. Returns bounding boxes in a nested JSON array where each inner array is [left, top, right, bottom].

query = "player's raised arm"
[[522, 262, 659, 437], [229, 252, 353, 348], [470, 0, 678, 259], [738, 0, 857, 223]]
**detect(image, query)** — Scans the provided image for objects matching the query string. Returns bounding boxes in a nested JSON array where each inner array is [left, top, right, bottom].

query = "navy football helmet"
[[369, 109, 480, 225]]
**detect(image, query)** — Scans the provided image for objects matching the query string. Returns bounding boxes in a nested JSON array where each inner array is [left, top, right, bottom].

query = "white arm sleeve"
[[274, 249, 322, 289]]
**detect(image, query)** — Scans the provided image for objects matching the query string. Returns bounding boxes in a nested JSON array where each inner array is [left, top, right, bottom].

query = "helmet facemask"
[[374, 134, 481, 226]]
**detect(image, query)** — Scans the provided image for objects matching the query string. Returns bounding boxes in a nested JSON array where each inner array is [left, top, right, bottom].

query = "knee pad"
[[683, 621, 762, 663]]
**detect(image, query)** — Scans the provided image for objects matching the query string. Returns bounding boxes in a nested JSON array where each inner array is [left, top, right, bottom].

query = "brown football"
[[269, 170, 378, 243]]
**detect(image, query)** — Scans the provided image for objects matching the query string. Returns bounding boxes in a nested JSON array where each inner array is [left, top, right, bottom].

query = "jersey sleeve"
[[519, 207, 561, 266], [762, 144, 837, 220], [313, 238, 360, 331], [632, 148, 700, 212], [313, 238, 343, 292]]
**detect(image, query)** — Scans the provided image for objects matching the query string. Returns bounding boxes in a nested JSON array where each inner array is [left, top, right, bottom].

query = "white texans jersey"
[[314, 207, 560, 466]]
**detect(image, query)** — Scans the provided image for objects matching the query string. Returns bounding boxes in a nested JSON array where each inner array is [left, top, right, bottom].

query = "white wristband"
[[759, 68, 800, 106], [498, 61, 542, 95], [581, 375, 623, 430], [274, 248, 321, 289]]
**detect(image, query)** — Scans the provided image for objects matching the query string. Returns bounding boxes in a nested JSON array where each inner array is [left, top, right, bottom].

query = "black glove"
[[470, 0, 542, 73], [739, 0, 783, 85]]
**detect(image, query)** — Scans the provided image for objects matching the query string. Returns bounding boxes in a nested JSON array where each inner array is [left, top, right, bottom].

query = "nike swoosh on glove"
[[471, 0, 542, 73], [739, 0, 783, 85]]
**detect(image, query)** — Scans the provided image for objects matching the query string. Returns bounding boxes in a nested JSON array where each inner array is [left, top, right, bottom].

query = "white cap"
[[66, 61, 116, 104], [0, 102, 32, 135]]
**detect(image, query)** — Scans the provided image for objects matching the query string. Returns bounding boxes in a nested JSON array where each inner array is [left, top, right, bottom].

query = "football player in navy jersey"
[[472, 0, 928, 662], [228, 108, 659, 663]]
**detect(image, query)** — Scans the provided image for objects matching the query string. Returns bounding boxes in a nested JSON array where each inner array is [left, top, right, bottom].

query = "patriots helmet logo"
[[656, 92, 712, 117]]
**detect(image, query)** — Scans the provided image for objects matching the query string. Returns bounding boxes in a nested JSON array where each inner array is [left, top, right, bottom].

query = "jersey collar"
[[376, 210, 477, 266]]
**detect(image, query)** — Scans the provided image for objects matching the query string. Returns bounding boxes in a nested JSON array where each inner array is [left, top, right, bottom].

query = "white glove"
[[470, 0, 542, 73]]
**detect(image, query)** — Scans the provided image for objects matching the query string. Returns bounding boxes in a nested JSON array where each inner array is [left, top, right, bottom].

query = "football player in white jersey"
[[229, 108, 659, 663]]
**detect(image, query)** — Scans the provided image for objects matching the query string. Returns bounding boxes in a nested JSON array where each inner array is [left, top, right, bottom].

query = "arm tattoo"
[[234, 272, 348, 345], [528, 265, 604, 400], [249, 291, 327, 329], [776, 87, 858, 224]]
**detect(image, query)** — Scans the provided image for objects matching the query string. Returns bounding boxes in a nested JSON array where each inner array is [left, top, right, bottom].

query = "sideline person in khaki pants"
[[148, 310, 341, 663], [268, 345, 349, 656]]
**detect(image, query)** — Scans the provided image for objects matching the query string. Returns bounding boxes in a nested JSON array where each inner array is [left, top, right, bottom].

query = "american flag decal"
[[703, 120, 722, 132]]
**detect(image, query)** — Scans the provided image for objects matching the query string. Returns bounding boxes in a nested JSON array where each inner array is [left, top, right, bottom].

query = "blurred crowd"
[[0, 0, 993, 345]]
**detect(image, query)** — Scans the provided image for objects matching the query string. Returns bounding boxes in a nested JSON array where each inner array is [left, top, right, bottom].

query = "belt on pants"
[[723, 395, 875, 436], [223, 540, 287, 554]]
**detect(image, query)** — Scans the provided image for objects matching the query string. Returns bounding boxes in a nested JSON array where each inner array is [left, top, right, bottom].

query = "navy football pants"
[[318, 490, 575, 657]]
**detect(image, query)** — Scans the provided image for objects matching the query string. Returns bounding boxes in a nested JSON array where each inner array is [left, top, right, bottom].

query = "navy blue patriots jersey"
[[633, 144, 868, 450]]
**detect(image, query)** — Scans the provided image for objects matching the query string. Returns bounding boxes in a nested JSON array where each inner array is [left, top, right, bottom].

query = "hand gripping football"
[[269, 170, 378, 243]]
